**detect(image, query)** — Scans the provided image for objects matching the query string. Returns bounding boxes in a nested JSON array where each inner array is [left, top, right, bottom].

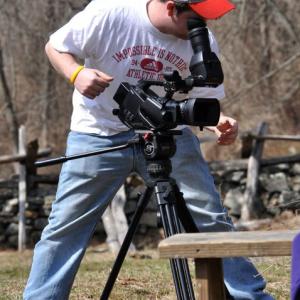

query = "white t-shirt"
[[49, 0, 225, 136]]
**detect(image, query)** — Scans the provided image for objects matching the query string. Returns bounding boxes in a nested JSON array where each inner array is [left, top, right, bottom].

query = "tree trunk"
[[0, 48, 19, 154]]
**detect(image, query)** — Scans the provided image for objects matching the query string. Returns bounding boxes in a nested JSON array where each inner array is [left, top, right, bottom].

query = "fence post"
[[18, 125, 27, 252], [241, 122, 268, 221]]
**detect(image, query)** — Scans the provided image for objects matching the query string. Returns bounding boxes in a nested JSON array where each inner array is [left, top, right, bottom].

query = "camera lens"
[[179, 98, 220, 127]]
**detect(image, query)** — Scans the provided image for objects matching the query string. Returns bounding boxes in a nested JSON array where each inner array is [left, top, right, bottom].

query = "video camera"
[[113, 17, 223, 131]]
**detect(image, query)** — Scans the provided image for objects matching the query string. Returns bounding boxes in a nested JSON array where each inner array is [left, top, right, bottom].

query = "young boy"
[[24, 1, 274, 299]]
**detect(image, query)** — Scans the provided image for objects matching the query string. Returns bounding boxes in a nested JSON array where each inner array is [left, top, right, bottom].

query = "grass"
[[0, 247, 291, 299]]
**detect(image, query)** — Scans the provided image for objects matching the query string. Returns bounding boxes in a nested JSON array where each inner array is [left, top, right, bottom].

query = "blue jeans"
[[24, 128, 274, 300]]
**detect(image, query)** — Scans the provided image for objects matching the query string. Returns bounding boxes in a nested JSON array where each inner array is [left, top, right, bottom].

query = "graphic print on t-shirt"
[[112, 45, 188, 81], [140, 59, 163, 73]]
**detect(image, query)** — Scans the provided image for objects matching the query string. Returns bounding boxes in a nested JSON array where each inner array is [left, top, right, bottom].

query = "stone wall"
[[213, 162, 300, 219], [0, 162, 300, 249], [0, 176, 157, 249]]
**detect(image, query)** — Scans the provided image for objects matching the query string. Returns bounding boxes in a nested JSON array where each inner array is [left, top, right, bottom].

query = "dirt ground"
[[245, 211, 300, 231]]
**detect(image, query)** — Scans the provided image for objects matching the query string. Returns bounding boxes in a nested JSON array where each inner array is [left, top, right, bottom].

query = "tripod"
[[100, 131, 198, 300], [36, 130, 199, 300]]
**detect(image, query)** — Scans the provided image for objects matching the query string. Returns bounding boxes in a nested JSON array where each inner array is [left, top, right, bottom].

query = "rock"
[[278, 191, 300, 209], [276, 163, 291, 171], [267, 206, 281, 216], [2, 198, 18, 214], [0, 235, 6, 244], [146, 197, 158, 211], [138, 224, 148, 234], [265, 191, 281, 216], [7, 235, 18, 248], [0, 223, 5, 235], [223, 188, 243, 217], [127, 185, 145, 200], [39, 207, 52, 217], [291, 163, 300, 175], [260, 173, 289, 193], [27, 196, 44, 206], [140, 212, 157, 227], [25, 210, 39, 219], [29, 231, 42, 245], [34, 218, 48, 230], [124, 200, 138, 215], [25, 218, 34, 226], [218, 182, 242, 198], [292, 176, 300, 192], [5, 223, 19, 235], [43, 195, 55, 209], [0, 191, 14, 201], [263, 164, 289, 174], [0, 212, 14, 222], [25, 202, 41, 211], [94, 221, 104, 234], [226, 171, 246, 183]]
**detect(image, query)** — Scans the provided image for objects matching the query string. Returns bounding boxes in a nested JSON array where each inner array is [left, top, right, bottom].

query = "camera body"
[[113, 17, 223, 132], [113, 80, 220, 131]]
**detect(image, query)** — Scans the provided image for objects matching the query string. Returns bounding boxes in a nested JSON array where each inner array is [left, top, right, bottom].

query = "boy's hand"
[[206, 115, 239, 145], [74, 68, 113, 99], [215, 115, 238, 145]]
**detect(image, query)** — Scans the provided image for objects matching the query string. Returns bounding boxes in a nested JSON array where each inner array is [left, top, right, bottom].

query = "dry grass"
[[0, 245, 292, 300]]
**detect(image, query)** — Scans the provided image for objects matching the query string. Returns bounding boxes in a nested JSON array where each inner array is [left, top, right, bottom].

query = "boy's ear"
[[166, 1, 175, 16]]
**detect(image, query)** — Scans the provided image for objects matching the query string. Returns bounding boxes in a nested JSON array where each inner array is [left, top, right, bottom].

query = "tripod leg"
[[158, 203, 183, 299], [172, 181, 233, 298], [172, 183, 198, 233], [162, 203, 195, 300], [100, 186, 154, 300], [155, 182, 195, 300], [169, 204, 195, 298]]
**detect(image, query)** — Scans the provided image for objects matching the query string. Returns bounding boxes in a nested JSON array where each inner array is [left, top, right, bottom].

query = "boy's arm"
[[45, 42, 113, 99]]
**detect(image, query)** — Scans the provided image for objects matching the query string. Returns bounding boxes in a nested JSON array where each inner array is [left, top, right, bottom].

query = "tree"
[[0, 0, 299, 175]]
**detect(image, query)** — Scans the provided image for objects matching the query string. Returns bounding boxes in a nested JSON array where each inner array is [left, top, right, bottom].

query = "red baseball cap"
[[176, 0, 235, 20]]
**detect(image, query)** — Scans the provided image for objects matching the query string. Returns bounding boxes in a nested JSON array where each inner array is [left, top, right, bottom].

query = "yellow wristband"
[[69, 65, 84, 84]]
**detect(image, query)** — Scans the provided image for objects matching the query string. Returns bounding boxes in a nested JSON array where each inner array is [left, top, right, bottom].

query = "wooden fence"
[[240, 122, 300, 220], [0, 124, 300, 251], [0, 126, 52, 251]]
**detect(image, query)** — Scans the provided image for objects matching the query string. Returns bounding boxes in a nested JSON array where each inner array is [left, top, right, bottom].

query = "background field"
[[0, 243, 293, 299]]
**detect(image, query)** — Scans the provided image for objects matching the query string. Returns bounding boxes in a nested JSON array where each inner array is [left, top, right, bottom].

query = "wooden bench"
[[158, 230, 299, 300]]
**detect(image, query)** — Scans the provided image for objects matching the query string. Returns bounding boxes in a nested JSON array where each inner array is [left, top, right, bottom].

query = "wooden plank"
[[29, 174, 59, 185], [240, 132, 300, 158], [158, 230, 299, 258], [262, 154, 300, 166], [208, 159, 248, 172], [0, 148, 51, 164], [240, 132, 253, 158], [241, 122, 268, 220], [247, 134, 300, 142], [26, 140, 38, 175], [195, 258, 226, 300], [26, 140, 38, 190], [18, 126, 26, 252], [208, 154, 300, 172]]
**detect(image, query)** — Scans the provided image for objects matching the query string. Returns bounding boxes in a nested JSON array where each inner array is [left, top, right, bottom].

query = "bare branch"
[[223, 51, 300, 108], [267, 0, 299, 45]]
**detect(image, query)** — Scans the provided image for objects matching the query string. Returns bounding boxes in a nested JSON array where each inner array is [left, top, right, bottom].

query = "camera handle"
[[34, 135, 140, 168], [137, 71, 193, 98]]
